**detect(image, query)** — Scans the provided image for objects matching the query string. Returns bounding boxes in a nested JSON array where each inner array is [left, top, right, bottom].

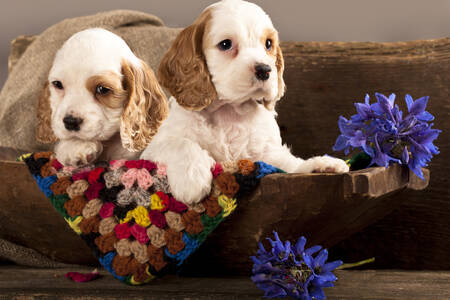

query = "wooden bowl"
[[0, 160, 428, 273]]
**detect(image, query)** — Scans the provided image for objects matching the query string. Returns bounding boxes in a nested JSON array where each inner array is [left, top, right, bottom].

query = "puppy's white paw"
[[167, 160, 214, 205], [297, 156, 349, 174], [55, 140, 103, 166]]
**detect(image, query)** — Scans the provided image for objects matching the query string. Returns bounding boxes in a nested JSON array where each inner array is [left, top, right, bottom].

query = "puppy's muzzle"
[[255, 63, 271, 81], [63, 115, 83, 131]]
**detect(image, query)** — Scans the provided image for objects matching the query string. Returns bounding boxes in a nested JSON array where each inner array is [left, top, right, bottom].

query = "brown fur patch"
[[36, 81, 57, 143], [275, 43, 285, 101], [85, 72, 127, 109], [261, 28, 278, 57], [158, 8, 217, 111], [261, 28, 285, 110], [120, 59, 169, 152]]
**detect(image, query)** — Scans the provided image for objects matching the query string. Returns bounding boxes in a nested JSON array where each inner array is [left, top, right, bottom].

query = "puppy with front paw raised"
[[36, 28, 168, 166], [141, 0, 349, 204]]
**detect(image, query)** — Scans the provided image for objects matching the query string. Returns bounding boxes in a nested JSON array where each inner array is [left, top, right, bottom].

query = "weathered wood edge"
[[280, 37, 450, 57], [258, 164, 428, 198]]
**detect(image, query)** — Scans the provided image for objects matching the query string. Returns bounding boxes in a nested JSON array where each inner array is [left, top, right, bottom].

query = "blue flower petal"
[[375, 93, 393, 114], [305, 245, 322, 256], [362, 144, 375, 158], [409, 157, 424, 179], [355, 103, 371, 119], [372, 134, 389, 167], [388, 93, 396, 106], [332, 135, 349, 152], [264, 285, 287, 298], [338, 116, 358, 136], [405, 94, 414, 112], [309, 286, 326, 300], [417, 111, 434, 121], [393, 104, 402, 123], [251, 273, 271, 283], [317, 281, 335, 288], [414, 129, 441, 145], [349, 130, 366, 148], [321, 260, 343, 273], [409, 137, 431, 156], [294, 236, 307, 255], [427, 143, 440, 155], [370, 102, 384, 115], [303, 253, 315, 270], [399, 115, 417, 132], [316, 272, 337, 282], [409, 96, 429, 115], [364, 93, 370, 105], [314, 249, 329, 269]]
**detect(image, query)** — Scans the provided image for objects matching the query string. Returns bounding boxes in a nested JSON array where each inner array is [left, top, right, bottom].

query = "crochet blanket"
[[21, 152, 282, 285]]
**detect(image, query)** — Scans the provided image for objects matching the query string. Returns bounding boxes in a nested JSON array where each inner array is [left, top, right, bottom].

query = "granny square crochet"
[[21, 152, 282, 285]]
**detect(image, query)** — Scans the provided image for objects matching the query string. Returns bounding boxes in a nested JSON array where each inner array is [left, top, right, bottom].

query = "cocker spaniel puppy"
[[36, 28, 168, 166], [141, 0, 349, 204]]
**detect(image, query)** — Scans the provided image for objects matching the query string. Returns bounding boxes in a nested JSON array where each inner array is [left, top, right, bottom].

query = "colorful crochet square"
[[21, 152, 283, 285]]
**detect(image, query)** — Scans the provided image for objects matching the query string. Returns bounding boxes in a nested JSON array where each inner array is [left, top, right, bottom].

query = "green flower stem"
[[337, 257, 375, 270]]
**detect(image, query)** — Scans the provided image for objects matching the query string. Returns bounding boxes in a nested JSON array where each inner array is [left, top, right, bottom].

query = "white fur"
[[48, 28, 141, 165], [204, 0, 281, 104], [141, 0, 349, 204]]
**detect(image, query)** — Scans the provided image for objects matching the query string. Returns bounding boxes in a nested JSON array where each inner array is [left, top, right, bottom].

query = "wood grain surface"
[[0, 266, 448, 299]]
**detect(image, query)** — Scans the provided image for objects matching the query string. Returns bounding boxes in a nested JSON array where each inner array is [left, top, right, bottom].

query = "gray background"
[[0, 0, 449, 86]]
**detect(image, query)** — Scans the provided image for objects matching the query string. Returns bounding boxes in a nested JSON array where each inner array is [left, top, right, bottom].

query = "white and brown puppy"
[[141, 0, 349, 204], [37, 28, 168, 166]]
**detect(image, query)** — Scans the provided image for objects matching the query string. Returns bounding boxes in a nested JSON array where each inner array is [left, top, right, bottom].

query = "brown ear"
[[158, 9, 217, 111], [264, 43, 286, 111], [36, 81, 57, 143], [120, 59, 169, 152]]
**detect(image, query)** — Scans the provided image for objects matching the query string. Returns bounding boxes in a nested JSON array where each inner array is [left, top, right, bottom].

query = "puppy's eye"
[[52, 80, 63, 90], [96, 85, 110, 95], [217, 39, 232, 51], [265, 39, 272, 50]]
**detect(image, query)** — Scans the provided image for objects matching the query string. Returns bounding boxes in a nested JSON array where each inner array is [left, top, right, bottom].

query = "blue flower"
[[333, 93, 441, 179], [251, 232, 342, 299]]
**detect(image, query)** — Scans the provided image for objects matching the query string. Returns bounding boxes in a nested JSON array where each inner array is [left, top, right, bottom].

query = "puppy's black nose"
[[63, 115, 83, 131], [255, 63, 271, 81]]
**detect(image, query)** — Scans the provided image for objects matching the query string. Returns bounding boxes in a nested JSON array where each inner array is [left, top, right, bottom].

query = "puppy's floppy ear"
[[158, 9, 217, 111], [120, 59, 169, 152], [264, 42, 286, 111], [36, 81, 57, 143]]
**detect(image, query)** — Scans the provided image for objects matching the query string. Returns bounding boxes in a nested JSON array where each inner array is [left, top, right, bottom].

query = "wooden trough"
[[0, 159, 428, 274]]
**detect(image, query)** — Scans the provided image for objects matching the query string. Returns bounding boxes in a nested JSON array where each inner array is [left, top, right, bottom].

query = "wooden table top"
[[0, 265, 449, 299]]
